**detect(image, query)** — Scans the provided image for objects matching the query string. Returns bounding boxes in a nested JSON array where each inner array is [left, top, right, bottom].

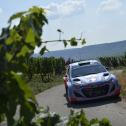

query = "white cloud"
[[0, 8, 2, 14], [97, 0, 122, 13], [46, 0, 86, 19]]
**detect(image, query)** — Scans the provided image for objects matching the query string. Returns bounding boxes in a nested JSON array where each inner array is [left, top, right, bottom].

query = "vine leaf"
[[81, 38, 86, 45], [17, 46, 30, 57], [69, 37, 78, 46], [63, 40, 67, 47], [11, 71, 35, 100], [40, 46, 49, 55], [5, 53, 13, 61], [8, 11, 26, 23], [6, 29, 22, 45], [25, 28, 36, 47]]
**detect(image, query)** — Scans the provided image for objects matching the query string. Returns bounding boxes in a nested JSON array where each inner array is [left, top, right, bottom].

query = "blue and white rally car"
[[63, 60, 121, 103]]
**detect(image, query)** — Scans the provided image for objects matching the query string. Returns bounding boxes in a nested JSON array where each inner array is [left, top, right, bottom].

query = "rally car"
[[63, 60, 121, 103]]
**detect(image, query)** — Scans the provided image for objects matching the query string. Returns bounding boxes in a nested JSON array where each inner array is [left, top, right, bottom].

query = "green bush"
[[31, 109, 112, 126]]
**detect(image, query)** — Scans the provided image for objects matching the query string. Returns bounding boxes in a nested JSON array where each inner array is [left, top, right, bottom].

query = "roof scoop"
[[103, 73, 109, 76], [73, 78, 80, 81]]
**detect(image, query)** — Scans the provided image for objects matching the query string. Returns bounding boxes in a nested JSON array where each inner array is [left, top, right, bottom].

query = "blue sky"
[[0, 0, 126, 52]]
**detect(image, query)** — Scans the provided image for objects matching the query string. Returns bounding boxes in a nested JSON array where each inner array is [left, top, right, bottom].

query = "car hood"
[[72, 72, 111, 85]]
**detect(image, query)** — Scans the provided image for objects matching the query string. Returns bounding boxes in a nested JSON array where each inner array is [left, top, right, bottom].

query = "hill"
[[33, 40, 126, 60]]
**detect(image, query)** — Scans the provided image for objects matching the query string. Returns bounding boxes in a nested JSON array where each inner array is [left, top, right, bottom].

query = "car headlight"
[[72, 81, 82, 89], [111, 78, 119, 87]]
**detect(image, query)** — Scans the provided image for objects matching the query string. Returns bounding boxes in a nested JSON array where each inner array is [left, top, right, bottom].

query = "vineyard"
[[26, 57, 66, 81], [26, 52, 126, 82], [99, 53, 126, 69], [25, 57, 66, 94]]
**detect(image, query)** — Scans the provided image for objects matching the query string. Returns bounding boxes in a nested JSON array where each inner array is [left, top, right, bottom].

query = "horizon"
[[40, 39, 126, 61], [33, 39, 126, 53]]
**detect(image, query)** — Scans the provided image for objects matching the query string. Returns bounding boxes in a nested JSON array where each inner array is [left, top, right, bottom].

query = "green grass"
[[27, 75, 63, 95]]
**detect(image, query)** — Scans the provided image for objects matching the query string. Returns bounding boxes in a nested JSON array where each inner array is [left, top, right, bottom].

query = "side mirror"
[[106, 67, 109, 70], [63, 75, 68, 80], [65, 75, 67, 77]]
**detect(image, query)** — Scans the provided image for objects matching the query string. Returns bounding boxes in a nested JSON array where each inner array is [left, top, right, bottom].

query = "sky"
[[0, 0, 126, 53]]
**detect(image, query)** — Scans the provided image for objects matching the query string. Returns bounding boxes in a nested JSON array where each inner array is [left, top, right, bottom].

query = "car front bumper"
[[67, 82, 121, 103]]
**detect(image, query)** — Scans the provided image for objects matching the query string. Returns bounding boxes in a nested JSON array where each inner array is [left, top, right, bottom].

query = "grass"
[[111, 68, 126, 99], [27, 74, 63, 95], [117, 72, 126, 99]]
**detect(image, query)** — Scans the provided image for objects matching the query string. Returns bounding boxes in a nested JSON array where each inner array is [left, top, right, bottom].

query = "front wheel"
[[114, 88, 121, 97], [65, 87, 71, 104], [65, 86, 68, 96]]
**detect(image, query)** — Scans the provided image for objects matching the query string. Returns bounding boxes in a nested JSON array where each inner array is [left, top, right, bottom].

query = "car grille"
[[74, 91, 83, 97], [110, 84, 115, 92], [82, 84, 109, 98]]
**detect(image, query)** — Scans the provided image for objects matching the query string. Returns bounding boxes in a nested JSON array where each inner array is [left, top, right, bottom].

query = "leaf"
[[25, 28, 36, 44], [0, 114, 5, 123], [6, 37, 13, 45], [69, 37, 78, 46], [29, 6, 48, 24], [29, 6, 43, 14], [5, 53, 13, 61], [100, 118, 112, 126], [6, 98, 17, 125], [8, 71, 37, 125], [90, 118, 99, 125], [6, 29, 22, 45], [17, 45, 30, 57], [63, 40, 67, 47], [20, 101, 36, 125], [40, 46, 49, 55], [11, 71, 35, 101], [81, 38, 86, 45], [8, 11, 26, 23]]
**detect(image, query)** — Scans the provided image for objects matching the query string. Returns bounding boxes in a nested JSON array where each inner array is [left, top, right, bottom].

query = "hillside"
[[33, 40, 126, 60]]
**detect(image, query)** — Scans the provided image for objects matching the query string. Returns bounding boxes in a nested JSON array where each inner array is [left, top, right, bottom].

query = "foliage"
[[26, 57, 66, 81], [67, 110, 90, 126], [32, 107, 60, 126], [114, 69, 126, 99], [99, 118, 112, 126], [31, 109, 112, 126], [0, 6, 48, 126], [99, 53, 126, 69]]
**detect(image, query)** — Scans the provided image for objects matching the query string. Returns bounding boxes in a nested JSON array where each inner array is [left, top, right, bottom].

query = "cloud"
[[45, 0, 86, 19], [97, 0, 122, 13], [0, 8, 2, 14]]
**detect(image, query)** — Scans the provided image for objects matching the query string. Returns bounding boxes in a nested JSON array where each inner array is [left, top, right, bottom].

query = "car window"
[[71, 64, 107, 78]]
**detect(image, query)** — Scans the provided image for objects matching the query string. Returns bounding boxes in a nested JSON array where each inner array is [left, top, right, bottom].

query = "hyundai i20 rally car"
[[63, 60, 121, 103]]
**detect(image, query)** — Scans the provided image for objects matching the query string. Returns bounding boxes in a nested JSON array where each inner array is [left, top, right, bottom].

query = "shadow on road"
[[64, 95, 121, 109]]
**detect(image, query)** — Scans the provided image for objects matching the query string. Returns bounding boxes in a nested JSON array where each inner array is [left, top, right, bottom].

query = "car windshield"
[[71, 64, 107, 78]]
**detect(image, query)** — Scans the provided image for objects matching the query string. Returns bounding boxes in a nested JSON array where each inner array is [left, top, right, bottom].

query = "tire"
[[65, 86, 68, 96], [67, 98, 76, 105], [66, 88, 76, 104], [65, 87, 71, 104], [114, 94, 120, 98]]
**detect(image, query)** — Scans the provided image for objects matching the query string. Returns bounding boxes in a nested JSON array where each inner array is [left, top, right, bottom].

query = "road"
[[36, 84, 126, 126]]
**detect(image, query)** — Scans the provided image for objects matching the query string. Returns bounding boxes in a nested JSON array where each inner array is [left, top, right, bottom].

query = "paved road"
[[36, 84, 126, 126]]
